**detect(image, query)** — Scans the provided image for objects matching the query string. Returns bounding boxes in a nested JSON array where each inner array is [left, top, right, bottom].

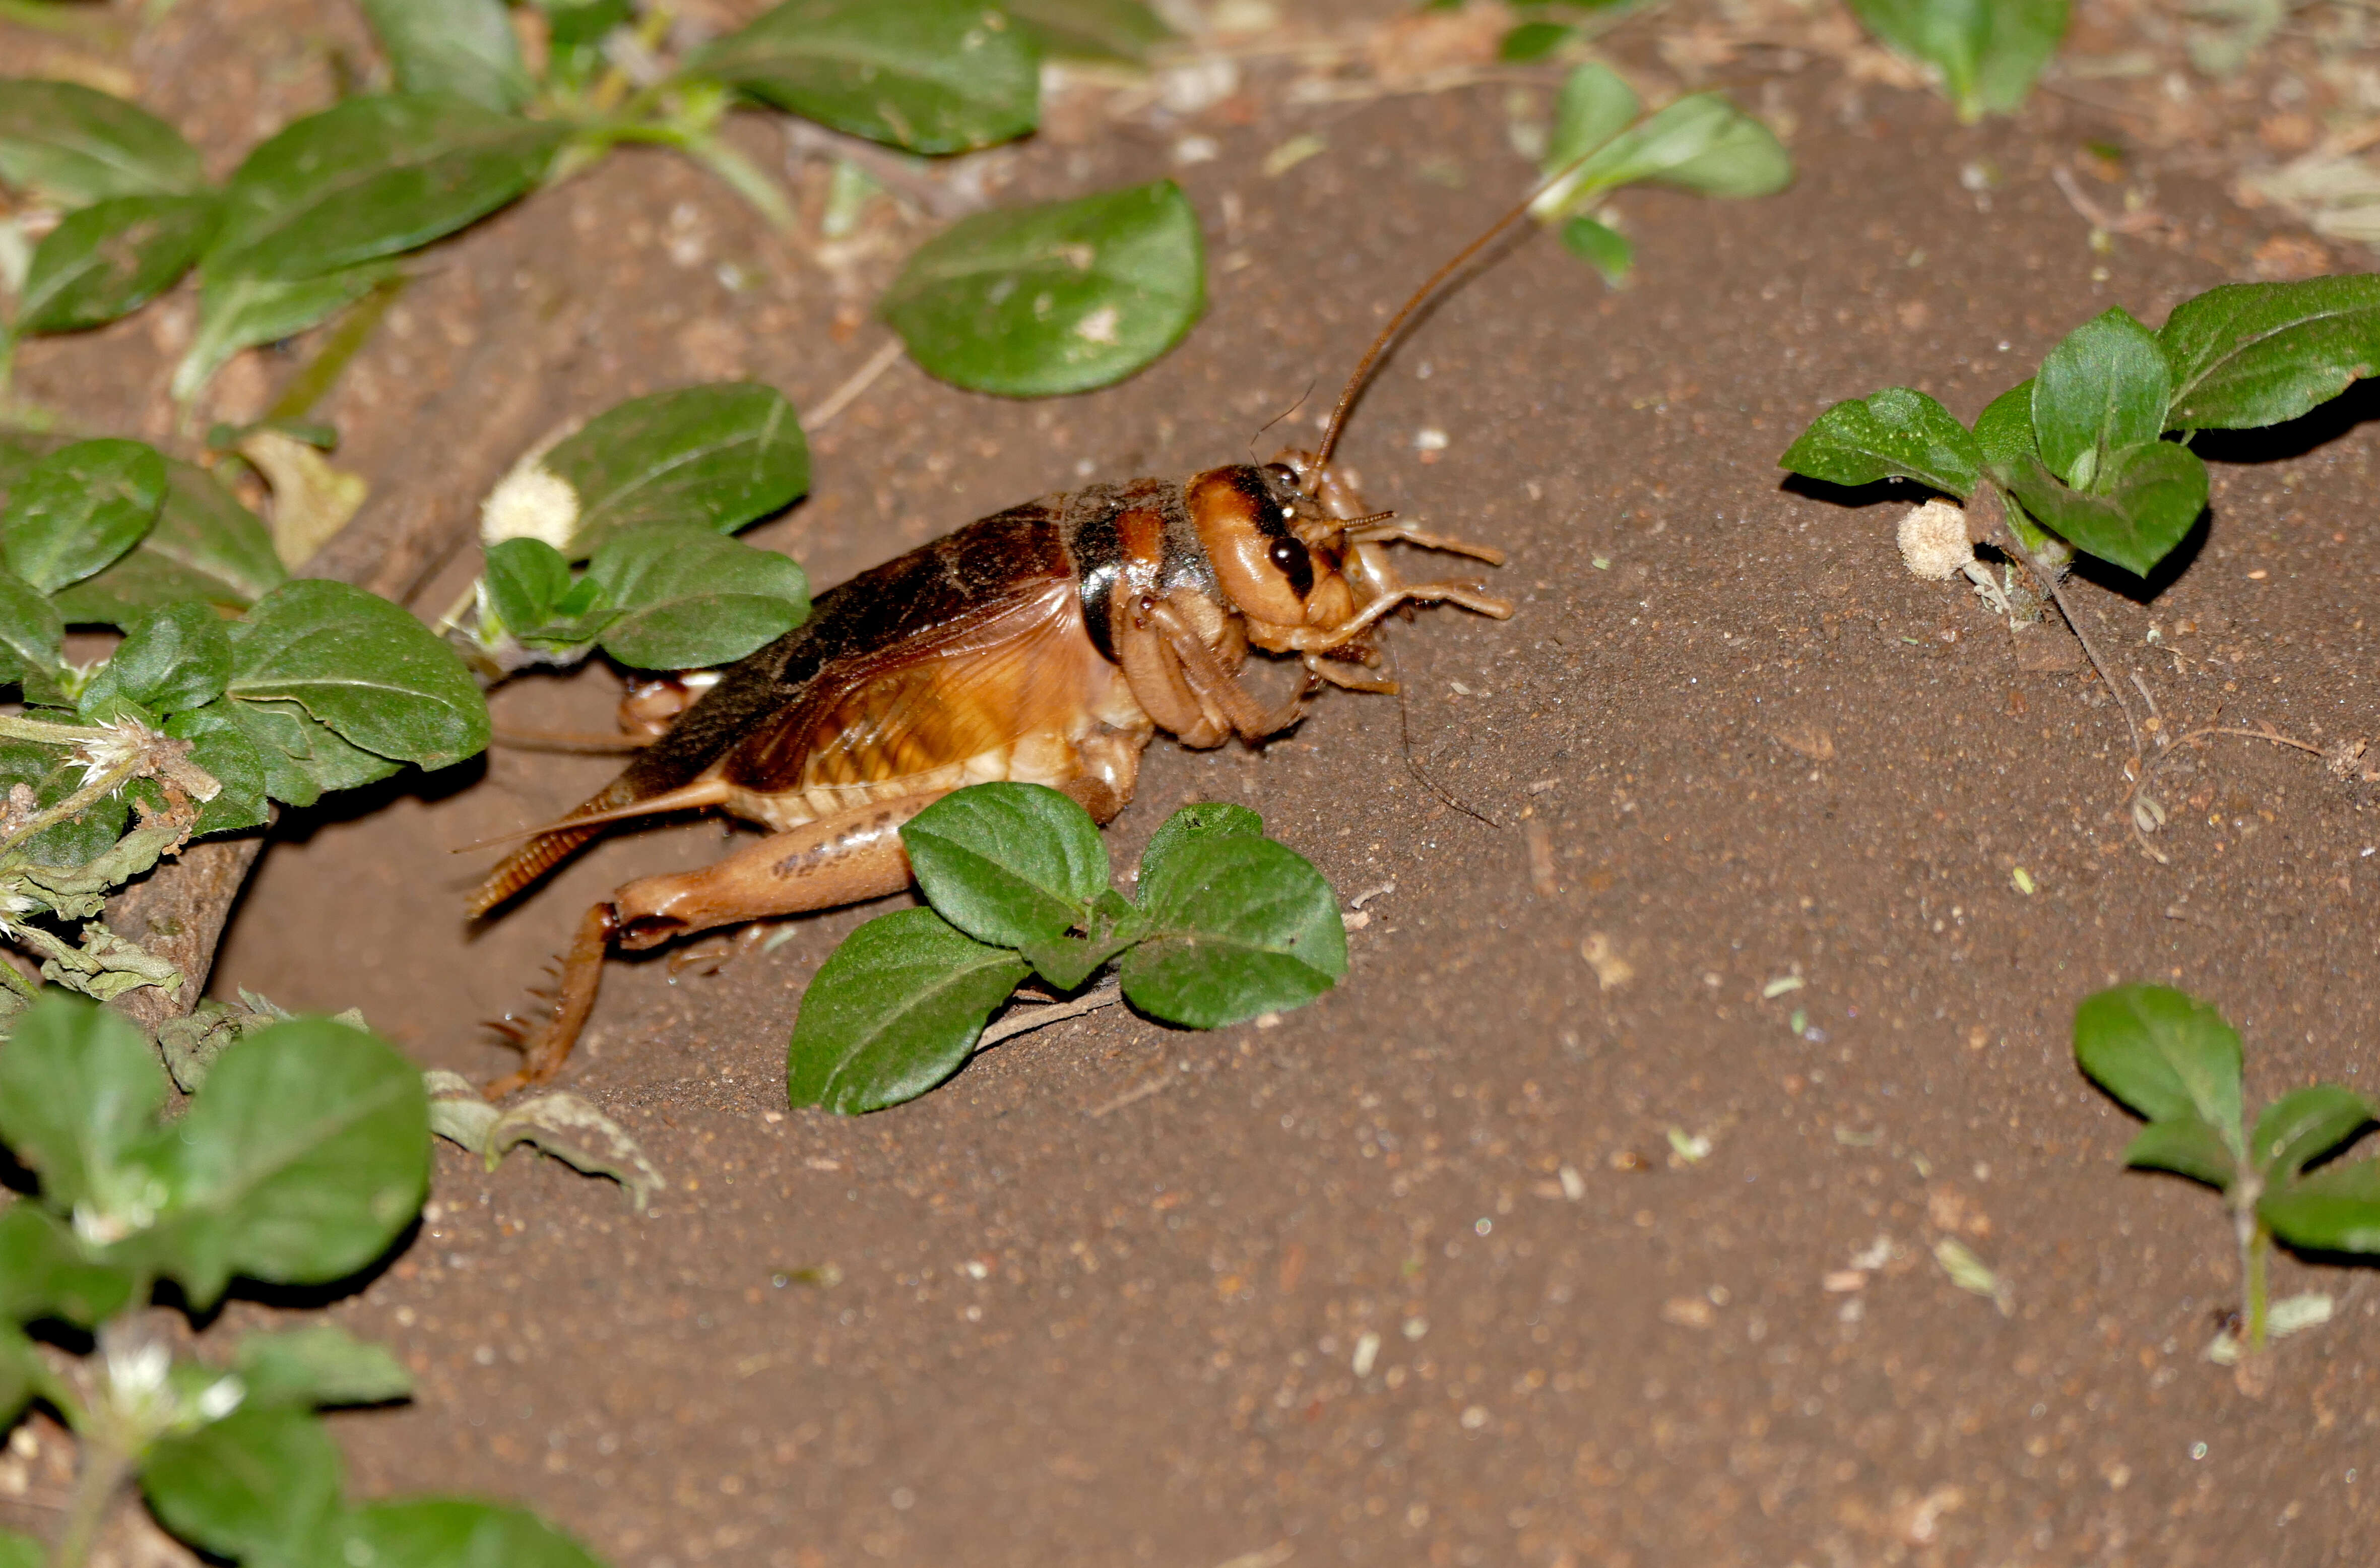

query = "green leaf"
[[2073, 983, 2244, 1153], [359, 0, 534, 111], [163, 702, 272, 834], [882, 179, 1205, 397], [1845, 0, 2069, 120], [901, 781, 1108, 948], [1501, 20, 1576, 61], [172, 261, 398, 405], [785, 908, 1030, 1114], [0, 80, 205, 203], [540, 383, 810, 559], [1542, 62, 1640, 180], [1121, 834, 1345, 1028], [2158, 275, 2380, 430], [2260, 1158, 2380, 1253], [143, 1405, 345, 1567], [1538, 91, 1791, 215], [694, 0, 1042, 155], [0, 992, 167, 1216], [15, 194, 219, 335], [2032, 306, 2170, 490], [0, 1201, 138, 1328], [54, 458, 290, 625], [145, 1017, 429, 1305], [0, 1328, 37, 1434], [2250, 1085, 2373, 1183], [1971, 378, 2038, 469], [1999, 442, 2207, 578], [2118, 1115, 2238, 1191], [327, 1498, 608, 1568], [235, 1324, 413, 1408], [229, 580, 491, 768], [207, 94, 563, 281], [0, 739, 127, 866], [218, 696, 401, 807], [2, 438, 165, 595], [80, 600, 232, 717], [1558, 216, 1632, 285], [583, 527, 809, 669], [999, 0, 1174, 63], [1778, 387, 1981, 497], [0, 565, 64, 682], [482, 536, 575, 636], [1137, 800, 1262, 884]]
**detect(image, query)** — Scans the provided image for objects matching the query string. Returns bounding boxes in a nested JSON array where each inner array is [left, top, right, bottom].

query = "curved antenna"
[[1306, 150, 1598, 488]]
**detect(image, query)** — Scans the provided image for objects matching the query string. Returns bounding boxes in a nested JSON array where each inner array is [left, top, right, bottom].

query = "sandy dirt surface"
[[4, 3, 2378, 1565]]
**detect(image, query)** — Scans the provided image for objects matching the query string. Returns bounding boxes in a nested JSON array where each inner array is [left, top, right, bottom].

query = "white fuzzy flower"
[[194, 1374, 246, 1423], [480, 462, 582, 551], [69, 717, 152, 794], [1897, 499, 1975, 581]]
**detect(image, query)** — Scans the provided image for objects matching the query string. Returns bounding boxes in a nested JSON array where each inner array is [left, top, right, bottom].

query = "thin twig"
[[977, 980, 1123, 1052], [1087, 1067, 1177, 1120], [2033, 566, 2144, 773], [801, 337, 905, 432], [2129, 722, 2328, 861]]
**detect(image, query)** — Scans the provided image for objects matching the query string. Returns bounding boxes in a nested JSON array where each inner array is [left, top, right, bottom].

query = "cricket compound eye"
[[1188, 467, 1313, 625]]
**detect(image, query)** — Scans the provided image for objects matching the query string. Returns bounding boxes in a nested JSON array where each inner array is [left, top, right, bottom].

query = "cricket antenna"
[[1306, 152, 1595, 488]]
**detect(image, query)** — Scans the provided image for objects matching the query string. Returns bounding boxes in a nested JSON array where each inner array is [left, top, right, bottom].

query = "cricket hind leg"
[[481, 766, 1140, 1098]]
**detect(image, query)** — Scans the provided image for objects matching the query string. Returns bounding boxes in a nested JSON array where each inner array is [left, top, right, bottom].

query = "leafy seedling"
[[1525, 63, 1793, 285], [0, 992, 608, 1568], [787, 785, 1345, 1113], [2074, 983, 2380, 1364], [1844, 0, 2071, 122]]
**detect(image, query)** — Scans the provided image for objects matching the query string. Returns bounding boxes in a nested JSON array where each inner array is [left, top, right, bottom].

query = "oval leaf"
[[53, 457, 290, 625], [2073, 983, 2244, 1150], [585, 527, 809, 669], [2260, 1158, 2380, 1254], [173, 262, 398, 405], [16, 194, 219, 335], [0, 80, 204, 203], [208, 94, 563, 280], [1001, 0, 1174, 64], [229, 580, 491, 768], [2032, 306, 2170, 489], [0, 566, 65, 681], [0, 992, 167, 1216], [164, 703, 273, 834], [1778, 387, 1981, 497], [0, 1203, 137, 1329], [328, 1498, 608, 1568], [160, 1017, 430, 1294], [482, 535, 574, 635], [542, 383, 810, 558], [2251, 1084, 2374, 1183], [234, 1323, 414, 1408], [143, 1405, 345, 1567], [80, 600, 233, 717], [2159, 275, 2380, 430], [694, 0, 1041, 155], [786, 908, 1030, 1114], [3, 438, 165, 595], [881, 179, 1205, 397], [1121, 834, 1346, 1028], [1136, 800, 1262, 885], [2000, 442, 2207, 578], [360, 0, 534, 111], [902, 781, 1108, 947], [2119, 1116, 2237, 1190]]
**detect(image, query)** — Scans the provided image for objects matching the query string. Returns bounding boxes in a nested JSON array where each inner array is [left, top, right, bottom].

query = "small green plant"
[[2074, 983, 2380, 1360], [787, 786, 1346, 1113], [0, 0, 1200, 403], [1843, 0, 2071, 122], [0, 430, 487, 1013], [0, 992, 607, 1568], [1779, 275, 2380, 582], [1525, 63, 1793, 285], [457, 381, 813, 677]]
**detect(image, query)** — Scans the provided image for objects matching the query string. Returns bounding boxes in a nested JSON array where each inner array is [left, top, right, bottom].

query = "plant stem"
[[610, 125, 797, 231], [47, 1437, 131, 1568], [2240, 1213, 2271, 1353], [0, 757, 138, 858], [0, 713, 109, 747]]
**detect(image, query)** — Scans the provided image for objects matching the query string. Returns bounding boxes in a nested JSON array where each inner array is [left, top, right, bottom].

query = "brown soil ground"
[[6, 3, 2380, 1566]]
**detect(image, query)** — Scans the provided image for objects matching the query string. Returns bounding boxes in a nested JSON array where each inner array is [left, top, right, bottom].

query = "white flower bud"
[[480, 462, 581, 551], [1897, 498, 1975, 582]]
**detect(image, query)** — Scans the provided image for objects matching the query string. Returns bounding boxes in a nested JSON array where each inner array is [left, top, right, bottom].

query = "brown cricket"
[[468, 181, 1546, 1097]]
